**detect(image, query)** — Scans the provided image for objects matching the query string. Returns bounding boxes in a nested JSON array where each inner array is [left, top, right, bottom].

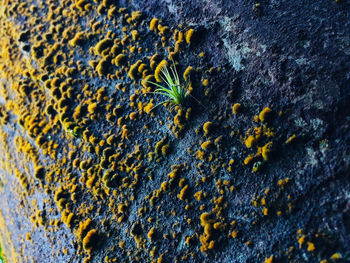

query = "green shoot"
[[146, 60, 190, 110]]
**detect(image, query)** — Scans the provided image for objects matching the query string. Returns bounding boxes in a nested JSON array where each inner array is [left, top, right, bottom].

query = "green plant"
[[146, 61, 190, 110], [0, 243, 4, 263]]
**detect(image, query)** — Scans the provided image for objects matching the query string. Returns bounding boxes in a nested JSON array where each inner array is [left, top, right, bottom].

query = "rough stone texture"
[[0, 0, 349, 262]]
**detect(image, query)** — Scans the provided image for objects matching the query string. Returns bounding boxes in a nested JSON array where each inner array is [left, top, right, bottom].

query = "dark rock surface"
[[0, 0, 349, 262]]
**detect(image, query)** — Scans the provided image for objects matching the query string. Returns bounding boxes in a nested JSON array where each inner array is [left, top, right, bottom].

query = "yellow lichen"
[[147, 227, 155, 240], [307, 242, 315, 251], [183, 66, 193, 82], [201, 141, 212, 150], [244, 154, 254, 165], [245, 135, 255, 148], [114, 54, 126, 66], [83, 229, 98, 251], [69, 32, 85, 46], [94, 38, 113, 55], [87, 103, 97, 114], [203, 121, 212, 136], [177, 185, 189, 200], [330, 253, 341, 259], [128, 60, 142, 80], [144, 100, 154, 114], [149, 18, 158, 31], [259, 107, 272, 122], [262, 142, 273, 160], [285, 134, 296, 144], [232, 103, 241, 115], [202, 78, 208, 86], [264, 256, 273, 263], [185, 28, 194, 44], [154, 60, 167, 82], [131, 30, 138, 40]]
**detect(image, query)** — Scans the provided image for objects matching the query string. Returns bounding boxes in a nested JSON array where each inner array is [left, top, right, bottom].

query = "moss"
[[154, 60, 167, 82], [259, 107, 272, 122]]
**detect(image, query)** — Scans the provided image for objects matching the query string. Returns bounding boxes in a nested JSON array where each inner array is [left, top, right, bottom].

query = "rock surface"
[[0, 0, 349, 262]]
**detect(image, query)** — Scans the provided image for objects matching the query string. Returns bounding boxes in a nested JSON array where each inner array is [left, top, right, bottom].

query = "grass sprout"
[[146, 60, 190, 111]]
